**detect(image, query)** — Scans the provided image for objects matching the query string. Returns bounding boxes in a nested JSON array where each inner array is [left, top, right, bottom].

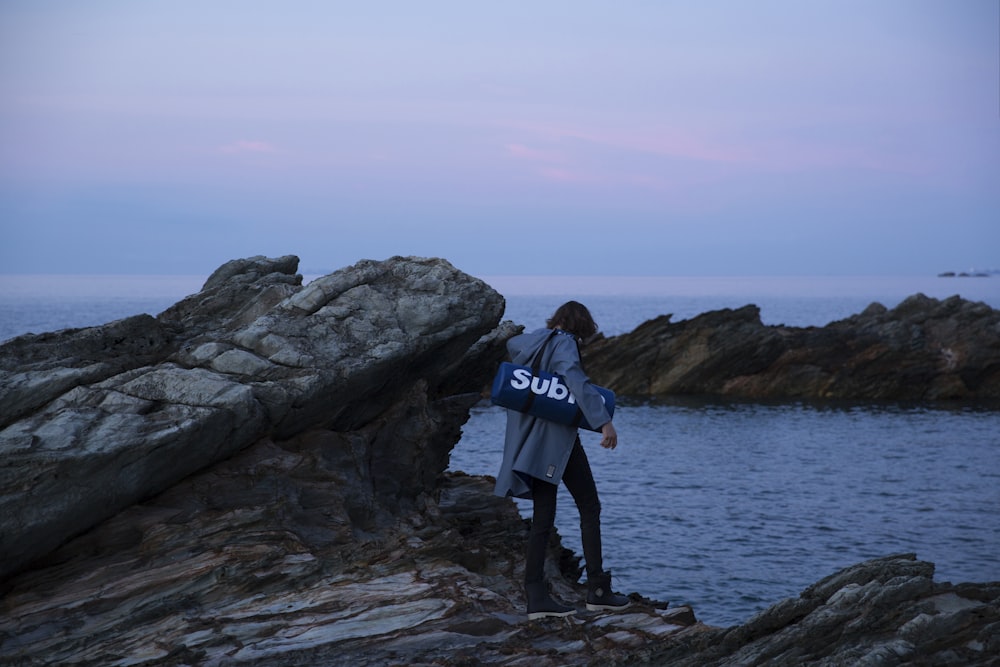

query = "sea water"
[[453, 398, 1000, 627], [452, 274, 1000, 627], [2, 274, 999, 627]]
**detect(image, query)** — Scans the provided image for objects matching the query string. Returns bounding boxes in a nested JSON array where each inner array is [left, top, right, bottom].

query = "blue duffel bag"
[[490, 361, 615, 432]]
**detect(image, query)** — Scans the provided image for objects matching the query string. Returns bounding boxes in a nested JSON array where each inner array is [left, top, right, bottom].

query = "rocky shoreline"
[[584, 295, 1000, 401], [2, 255, 998, 665]]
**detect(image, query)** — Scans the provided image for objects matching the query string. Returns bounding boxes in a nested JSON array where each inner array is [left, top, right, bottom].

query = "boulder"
[[0, 255, 505, 581], [583, 295, 1000, 400], [643, 553, 1000, 666]]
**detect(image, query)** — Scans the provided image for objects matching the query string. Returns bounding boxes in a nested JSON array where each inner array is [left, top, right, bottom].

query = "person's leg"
[[524, 476, 574, 618], [563, 438, 630, 611], [561, 437, 604, 578], [525, 476, 558, 584]]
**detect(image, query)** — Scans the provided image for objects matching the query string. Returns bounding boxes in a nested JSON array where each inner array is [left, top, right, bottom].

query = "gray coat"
[[493, 328, 612, 499]]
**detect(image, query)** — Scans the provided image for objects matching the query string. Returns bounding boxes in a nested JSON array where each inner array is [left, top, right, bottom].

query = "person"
[[494, 300, 630, 619]]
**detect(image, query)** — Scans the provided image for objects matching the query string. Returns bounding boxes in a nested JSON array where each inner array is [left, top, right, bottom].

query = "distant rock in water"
[[584, 294, 1000, 401], [938, 269, 994, 278]]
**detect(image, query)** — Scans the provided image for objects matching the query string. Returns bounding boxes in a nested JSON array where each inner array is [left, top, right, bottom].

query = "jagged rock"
[[0, 255, 505, 581], [638, 554, 1000, 666], [201, 254, 301, 291], [584, 294, 1000, 400], [0, 314, 174, 428], [157, 254, 303, 337]]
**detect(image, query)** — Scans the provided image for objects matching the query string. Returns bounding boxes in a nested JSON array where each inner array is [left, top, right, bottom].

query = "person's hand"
[[600, 422, 618, 450]]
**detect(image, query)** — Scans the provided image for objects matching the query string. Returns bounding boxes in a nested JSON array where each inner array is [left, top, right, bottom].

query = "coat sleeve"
[[547, 336, 612, 430]]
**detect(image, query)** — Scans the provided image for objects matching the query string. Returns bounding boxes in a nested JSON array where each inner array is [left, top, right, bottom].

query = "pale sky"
[[1, 1, 998, 276]]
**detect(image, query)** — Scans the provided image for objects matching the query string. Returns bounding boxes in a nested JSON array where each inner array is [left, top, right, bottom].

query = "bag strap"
[[528, 330, 557, 372], [521, 330, 557, 413]]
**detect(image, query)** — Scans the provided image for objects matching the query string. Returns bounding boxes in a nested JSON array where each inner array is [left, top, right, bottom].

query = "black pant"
[[525, 437, 603, 584]]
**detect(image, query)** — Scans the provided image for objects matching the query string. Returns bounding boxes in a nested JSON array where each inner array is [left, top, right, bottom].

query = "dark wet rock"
[[0, 432, 695, 666], [584, 294, 1000, 401], [638, 554, 1000, 667]]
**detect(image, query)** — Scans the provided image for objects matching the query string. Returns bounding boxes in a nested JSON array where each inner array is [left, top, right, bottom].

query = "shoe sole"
[[586, 602, 630, 612], [527, 610, 576, 620]]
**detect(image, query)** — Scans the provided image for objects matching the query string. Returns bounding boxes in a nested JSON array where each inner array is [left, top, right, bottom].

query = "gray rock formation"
[[0, 255, 506, 581], [643, 553, 1000, 666], [583, 294, 1000, 401]]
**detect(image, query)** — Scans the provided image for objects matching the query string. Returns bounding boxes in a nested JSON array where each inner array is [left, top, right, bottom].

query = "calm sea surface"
[[2, 274, 999, 626]]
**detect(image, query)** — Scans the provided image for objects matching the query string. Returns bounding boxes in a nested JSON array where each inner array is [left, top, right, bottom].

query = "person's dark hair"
[[547, 301, 598, 341]]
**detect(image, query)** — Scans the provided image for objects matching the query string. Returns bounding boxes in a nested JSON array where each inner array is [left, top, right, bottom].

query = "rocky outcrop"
[[584, 294, 1000, 401], [3, 476, 996, 665], [643, 553, 1000, 666], [0, 425, 696, 666], [0, 255, 507, 581]]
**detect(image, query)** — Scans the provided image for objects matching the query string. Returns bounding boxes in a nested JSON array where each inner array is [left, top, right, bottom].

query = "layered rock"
[[4, 474, 996, 665], [0, 255, 507, 580], [643, 553, 1000, 666], [0, 423, 696, 666], [584, 294, 1000, 400]]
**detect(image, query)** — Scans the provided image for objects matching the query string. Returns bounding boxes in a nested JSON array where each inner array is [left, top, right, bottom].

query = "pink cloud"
[[587, 127, 752, 165], [755, 140, 930, 175], [506, 143, 566, 164], [504, 121, 751, 165], [505, 135, 697, 189], [508, 142, 607, 185], [537, 166, 596, 183], [503, 119, 925, 176], [218, 140, 278, 155]]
